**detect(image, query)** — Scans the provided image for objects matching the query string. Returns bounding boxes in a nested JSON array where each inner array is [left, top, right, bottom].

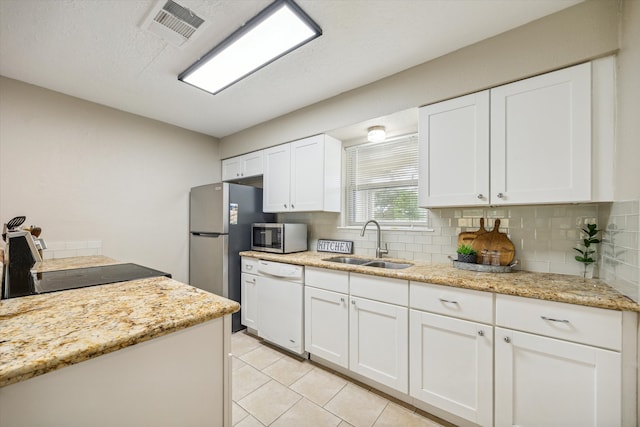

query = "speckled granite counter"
[[0, 256, 240, 387], [240, 251, 640, 312]]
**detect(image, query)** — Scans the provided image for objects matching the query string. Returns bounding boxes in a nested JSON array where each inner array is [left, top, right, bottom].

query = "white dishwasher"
[[255, 260, 305, 355]]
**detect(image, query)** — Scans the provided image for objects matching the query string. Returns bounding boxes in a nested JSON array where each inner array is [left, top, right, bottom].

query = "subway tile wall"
[[43, 240, 102, 260], [280, 201, 640, 303], [599, 200, 640, 302]]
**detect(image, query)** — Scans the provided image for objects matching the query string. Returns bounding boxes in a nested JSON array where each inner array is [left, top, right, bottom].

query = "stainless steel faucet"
[[360, 219, 388, 258]]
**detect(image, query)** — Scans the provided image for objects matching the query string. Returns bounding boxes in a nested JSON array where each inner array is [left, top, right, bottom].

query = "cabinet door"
[[240, 273, 258, 330], [495, 327, 621, 427], [221, 157, 242, 181], [305, 287, 349, 368], [410, 310, 493, 427], [490, 63, 591, 204], [290, 135, 325, 211], [263, 144, 291, 212], [349, 296, 408, 393], [242, 151, 263, 178], [418, 91, 490, 207]]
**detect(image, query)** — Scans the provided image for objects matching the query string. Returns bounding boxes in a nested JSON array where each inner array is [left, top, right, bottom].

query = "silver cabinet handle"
[[340, 297, 345, 303], [496, 193, 504, 198], [291, 204, 295, 209], [504, 336, 511, 343], [439, 298, 458, 304], [284, 204, 287, 208], [541, 316, 570, 323], [246, 265, 253, 270], [477, 194, 483, 199], [478, 330, 484, 337]]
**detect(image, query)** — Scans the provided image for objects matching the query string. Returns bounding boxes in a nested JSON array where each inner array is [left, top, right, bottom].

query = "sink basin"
[[324, 257, 412, 269], [361, 260, 413, 269], [323, 256, 371, 265]]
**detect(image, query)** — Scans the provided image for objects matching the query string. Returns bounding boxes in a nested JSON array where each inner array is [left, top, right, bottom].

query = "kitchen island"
[[0, 256, 239, 427]]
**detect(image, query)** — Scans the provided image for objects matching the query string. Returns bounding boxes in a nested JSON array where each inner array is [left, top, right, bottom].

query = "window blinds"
[[345, 134, 427, 225]]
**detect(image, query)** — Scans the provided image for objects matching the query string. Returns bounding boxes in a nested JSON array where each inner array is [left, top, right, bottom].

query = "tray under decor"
[[451, 260, 516, 273]]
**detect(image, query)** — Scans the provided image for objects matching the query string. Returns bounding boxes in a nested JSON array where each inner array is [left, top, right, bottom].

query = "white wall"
[[0, 77, 220, 282]]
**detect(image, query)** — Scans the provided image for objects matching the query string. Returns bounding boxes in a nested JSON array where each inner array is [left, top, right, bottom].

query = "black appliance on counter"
[[1, 216, 170, 299]]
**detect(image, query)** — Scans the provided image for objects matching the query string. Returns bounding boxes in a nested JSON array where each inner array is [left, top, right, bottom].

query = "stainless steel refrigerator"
[[189, 182, 274, 332]]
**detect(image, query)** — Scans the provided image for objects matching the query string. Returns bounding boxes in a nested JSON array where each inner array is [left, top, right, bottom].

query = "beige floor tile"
[[234, 414, 265, 427], [239, 344, 285, 370], [238, 380, 302, 425], [373, 402, 445, 427], [324, 383, 389, 427], [338, 422, 355, 427], [290, 367, 348, 406], [262, 354, 314, 386], [233, 355, 247, 372], [232, 331, 263, 356], [270, 398, 342, 427], [233, 402, 249, 426], [232, 364, 271, 401]]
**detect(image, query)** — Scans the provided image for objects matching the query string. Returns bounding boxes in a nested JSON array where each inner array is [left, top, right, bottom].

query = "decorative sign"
[[317, 239, 353, 254]]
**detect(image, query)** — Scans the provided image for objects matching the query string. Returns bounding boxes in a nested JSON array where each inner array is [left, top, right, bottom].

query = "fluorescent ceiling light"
[[179, 0, 321, 95]]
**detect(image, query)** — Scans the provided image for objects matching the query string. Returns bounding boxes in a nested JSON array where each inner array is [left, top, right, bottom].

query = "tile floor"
[[231, 330, 451, 427]]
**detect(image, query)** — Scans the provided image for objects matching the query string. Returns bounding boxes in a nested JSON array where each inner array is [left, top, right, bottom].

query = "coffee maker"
[[1, 216, 43, 299]]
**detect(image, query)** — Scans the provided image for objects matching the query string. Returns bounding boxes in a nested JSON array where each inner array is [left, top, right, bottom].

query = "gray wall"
[[219, 0, 619, 159], [0, 77, 221, 282]]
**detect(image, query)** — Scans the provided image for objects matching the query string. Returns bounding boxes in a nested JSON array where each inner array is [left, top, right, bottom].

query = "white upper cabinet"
[[263, 134, 341, 213], [418, 91, 490, 207], [418, 59, 614, 207], [263, 143, 292, 212], [490, 63, 591, 205], [221, 150, 263, 181]]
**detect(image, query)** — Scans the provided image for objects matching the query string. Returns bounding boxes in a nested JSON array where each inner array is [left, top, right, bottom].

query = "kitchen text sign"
[[317, 239, 353, 254]]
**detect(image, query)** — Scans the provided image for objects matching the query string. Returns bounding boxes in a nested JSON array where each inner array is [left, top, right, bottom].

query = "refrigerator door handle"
[[191, 232, 223, 237]]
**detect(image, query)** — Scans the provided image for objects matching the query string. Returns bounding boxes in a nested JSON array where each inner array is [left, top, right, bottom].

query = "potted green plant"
[[573, 223, 601, 279], [456, 244, 477, 263]]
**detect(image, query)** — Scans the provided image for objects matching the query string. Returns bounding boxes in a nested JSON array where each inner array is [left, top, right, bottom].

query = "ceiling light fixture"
[[367, 126, 386, 143], [178, 0, 321, 95]]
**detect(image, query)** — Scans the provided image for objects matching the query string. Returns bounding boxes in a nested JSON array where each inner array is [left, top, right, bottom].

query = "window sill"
[[337, 225, 435, 232]]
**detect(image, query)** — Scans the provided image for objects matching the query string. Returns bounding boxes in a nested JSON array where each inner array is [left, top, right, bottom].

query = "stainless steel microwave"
[[251, 223, 308, 254]]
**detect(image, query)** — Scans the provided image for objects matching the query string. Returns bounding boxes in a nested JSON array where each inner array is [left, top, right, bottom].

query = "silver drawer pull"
[[246, 265, 253, 270], [478, 330, 484, 337], [541, 316, 570, 323], [439, 298, 459, 304]]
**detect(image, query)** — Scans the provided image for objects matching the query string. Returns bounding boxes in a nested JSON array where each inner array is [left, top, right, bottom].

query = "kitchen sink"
[[323, 257, 412, 269], [323, 256, 371, 265], [361, 260, 412, 269]]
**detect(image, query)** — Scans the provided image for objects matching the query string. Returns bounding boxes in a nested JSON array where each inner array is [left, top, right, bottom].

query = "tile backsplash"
[[279, 201, 640, 303], [43, 240, 103, 260]]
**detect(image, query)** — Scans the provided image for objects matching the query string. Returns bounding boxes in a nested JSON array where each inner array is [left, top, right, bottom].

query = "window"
[[345, 134, 428, 226]]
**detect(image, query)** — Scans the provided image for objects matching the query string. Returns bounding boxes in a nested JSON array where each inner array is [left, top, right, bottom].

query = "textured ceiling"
[[0, 0, 582, 138]]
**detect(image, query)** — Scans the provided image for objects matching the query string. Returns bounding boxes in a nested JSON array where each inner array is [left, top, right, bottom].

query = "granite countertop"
[[240, 251, 640, 313], [0, 256, 240, 388]]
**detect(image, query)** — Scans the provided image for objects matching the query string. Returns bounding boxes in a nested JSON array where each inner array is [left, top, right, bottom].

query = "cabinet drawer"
[[350, 273, 408, 306], [241, 257, 258, 274], [410, 282, 494, 324], [496, 294, 622, 350], [305, 267, 349, 293]]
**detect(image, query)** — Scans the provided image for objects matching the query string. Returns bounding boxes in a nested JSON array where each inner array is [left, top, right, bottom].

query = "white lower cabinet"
[[494, 327, 621, 427], [301, 268, 636, 427], [350, 296, 408, 393], [494, 294, 632, 427], [240, 272, 258, 330], [304, 286, 349, 368], [410, 310, 493, 427]]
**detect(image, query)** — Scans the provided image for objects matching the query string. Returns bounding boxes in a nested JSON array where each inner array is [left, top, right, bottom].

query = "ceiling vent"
[[142, 0, 205, 47]]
